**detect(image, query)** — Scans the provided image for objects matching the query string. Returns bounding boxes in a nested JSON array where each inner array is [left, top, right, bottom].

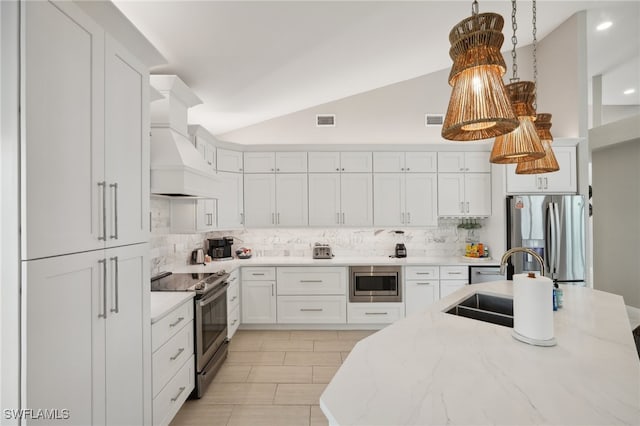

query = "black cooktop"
[[151, 271, 229, 295]]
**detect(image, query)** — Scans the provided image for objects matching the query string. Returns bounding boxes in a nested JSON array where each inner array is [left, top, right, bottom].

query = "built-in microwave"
[[349, 265, 402, 303]]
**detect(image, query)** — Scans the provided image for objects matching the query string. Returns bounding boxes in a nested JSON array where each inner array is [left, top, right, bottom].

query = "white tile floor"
[[170, 330, 374, 426]]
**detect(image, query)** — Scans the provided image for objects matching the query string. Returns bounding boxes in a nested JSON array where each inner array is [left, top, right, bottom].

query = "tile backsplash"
[[150, 197, 491, 275]]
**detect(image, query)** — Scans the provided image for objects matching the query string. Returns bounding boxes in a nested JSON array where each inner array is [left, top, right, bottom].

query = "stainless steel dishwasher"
[[469, 265, 506, 284]]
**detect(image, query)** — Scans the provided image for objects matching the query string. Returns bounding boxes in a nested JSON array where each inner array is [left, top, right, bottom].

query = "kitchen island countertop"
[[320, 281, 640, 425]]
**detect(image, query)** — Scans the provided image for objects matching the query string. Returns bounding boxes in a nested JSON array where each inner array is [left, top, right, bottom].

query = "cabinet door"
[[276, 152, 308, 173], [440, 281, 468, 298], [196, 199, 216, 231], [23, 250, 104, 426], [341, 173, 373, 226], [309, 174, 341, 226], [217, 172, 244, 229], [241, 281, 277, 323], [544, 146, 577, 193], [195, 136, 215, 169], [340, 152, 372, 172], [276, 174, 308, 226], [373, 174, 404, 226], [437, 174, 465, 216], [464, 152, 491, 172], [405, 152, 437, 173], [244, 152, 275, 173], [465, 173, 492, 216], [505, 164, 540, 193], [105, 35, 149, 247], [405, 173, 438, 226], [308, 152, 340, 172], [217, 148, 244, 172], [22, 0, 105, 260], [244, 174, 276, 227], [373, 152, 404, 172], [104, 244, 149, 426], [405, 280, 439, 316], [437, 152, 465, 173]]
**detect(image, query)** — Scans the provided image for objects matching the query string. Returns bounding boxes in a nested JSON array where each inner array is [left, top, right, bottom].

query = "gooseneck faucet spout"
[[500, 247, 545, 278]]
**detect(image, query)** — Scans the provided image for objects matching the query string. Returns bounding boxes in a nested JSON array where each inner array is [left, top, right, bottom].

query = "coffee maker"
[[208, 237, 234, 260]]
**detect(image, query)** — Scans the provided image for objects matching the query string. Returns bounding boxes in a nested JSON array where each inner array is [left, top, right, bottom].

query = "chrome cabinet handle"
[[110, 256, 119, 313], [170, 348, 185, 361], [300, 308, 323, 312], [231, 319, 238, 325], [336, 212, 340, 224], [271, 212, 275, 225], [342, 212, 345, 224], [336, 168, 340, 171], [230, 295, 238, 301], [466, 202, 470, 213], [109, 183, 118, 239], [416, 272, 431, 275], [240, 212, 244, 224], [300, 280, 322, 283], [401, 212, 405, 224], [407, 212, 411, 224], [170, 387, 186, 403], [401, 167, 404, 171], [365, 312, 388, 315], [277, 212, 280, 225], [460, 202, 464, 213], [544, 177, 548, 189], [271, 283, 274, 296], [448, 272, 463, 275], [169, 317, 184, 328], [406, 167, 410, 171], [98, 259, 107, 318], [252, 273, 265, 276], [416, 282, 433, 285], [98, 182, 107, 241]]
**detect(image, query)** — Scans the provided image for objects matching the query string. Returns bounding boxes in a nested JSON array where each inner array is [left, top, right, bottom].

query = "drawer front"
[[227, 279, 240, 312], [440, 265, 468, 280], [347, 303, 404, 324], [227, 268, 240, 285], [242, 267, 276, 281], [405, 266, 439, 280], [228, 305, 240, 339], [440, 281, 468, 298], [153, 354, 194, 426], [152, 321, 194, 398], [277, 296, 347, 324], [276, 267, 347, 295], [152, 299, 194, 353]]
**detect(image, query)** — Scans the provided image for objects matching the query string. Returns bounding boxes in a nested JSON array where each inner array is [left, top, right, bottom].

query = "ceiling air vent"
[[316, 114, 336, 127], [425, 114, 444, 127]]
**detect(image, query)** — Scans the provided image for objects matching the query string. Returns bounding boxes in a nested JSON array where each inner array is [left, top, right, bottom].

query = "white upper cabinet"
[[405, 152, 438, 173], [405, 174, 438, 226], [217, 148, 244, 172], [373, 152, 405, 173], [505, 146, 577, 194], [308, 174, 342, 226], [276, 152, 308, 173], [244, 174, 276, 227], [340, 173, 373, 226], [275, 174, 308, 226], [308, 152, 372, 172], [308, 152, 341, 172], [244, 174, 307, 227], [438, 173, 491, 217], [170, 198, 216, 233], [217, 171, 244, 229], [374, 174, 437, 226], [243, 152, 275, 173], [438, 152, 491, 173], [373, 152, 437, 173]]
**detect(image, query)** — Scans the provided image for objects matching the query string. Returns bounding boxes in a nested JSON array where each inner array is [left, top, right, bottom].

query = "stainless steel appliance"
[[312, 243, 334, 259], [469, 265, 506, 284], [394, 243, 407, 258], [506, 195, 586, 284], [191, 248, 205, 265], [349, 266, 402, 302], [208, 237, 233, 260], [151, 270, 230, 398]]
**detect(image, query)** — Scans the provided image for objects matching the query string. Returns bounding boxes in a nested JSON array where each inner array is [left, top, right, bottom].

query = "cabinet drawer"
[[440, 266, 468, 280], [152, 321, 194, 398], [276, 267, 347, 295], [228, 305, 240, 339], [152, 299, 194, 353], [405, 266, 439, 280], [227, 279, 240, 312], [153, 354, 194, 426], [347, 303, 404, 324], [242, 267, 276, 281], [277, 296, 346, 324]]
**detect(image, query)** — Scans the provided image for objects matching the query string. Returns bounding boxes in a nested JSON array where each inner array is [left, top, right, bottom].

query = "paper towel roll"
[[513, 273, 555, 343]]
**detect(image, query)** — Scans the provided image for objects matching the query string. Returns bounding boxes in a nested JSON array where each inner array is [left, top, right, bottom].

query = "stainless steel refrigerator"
[[506, 195, 586, 284]]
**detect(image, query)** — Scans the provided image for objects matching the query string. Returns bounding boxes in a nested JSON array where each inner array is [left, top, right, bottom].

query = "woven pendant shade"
[[442, 13, 518, 141], [490, 82, 546, 164], [516, 113, 560, 174]]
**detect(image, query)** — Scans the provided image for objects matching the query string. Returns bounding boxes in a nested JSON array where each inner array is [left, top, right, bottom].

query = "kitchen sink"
[[445, 293, 514, 328]]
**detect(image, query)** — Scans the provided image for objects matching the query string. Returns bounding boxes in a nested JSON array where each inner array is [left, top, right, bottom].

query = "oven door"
[[350, 267, 401, 302], [195, 283, 228, 373]]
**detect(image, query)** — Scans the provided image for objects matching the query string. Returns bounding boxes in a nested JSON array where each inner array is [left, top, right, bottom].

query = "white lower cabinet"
[[278, 296, 347, 323], [276, 267, 347, 295], [152, 355, 194, 426], [241, 267, 277, 324], [227, 269, 240, 338], [440, 265, 468, 298], [405, 266, 441, 316], [347, 303, 405, 324]]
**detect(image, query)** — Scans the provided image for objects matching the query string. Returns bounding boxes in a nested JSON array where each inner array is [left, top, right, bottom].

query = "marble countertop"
[[320, 281, 640, 425], [150, 292, 195, 324]]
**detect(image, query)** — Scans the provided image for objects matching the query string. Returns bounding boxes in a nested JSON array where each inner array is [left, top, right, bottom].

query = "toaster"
[[313, 243, 334, 259]]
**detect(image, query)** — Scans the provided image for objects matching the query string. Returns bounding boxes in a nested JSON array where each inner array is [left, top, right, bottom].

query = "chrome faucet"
[[500, 247, 545, 277]]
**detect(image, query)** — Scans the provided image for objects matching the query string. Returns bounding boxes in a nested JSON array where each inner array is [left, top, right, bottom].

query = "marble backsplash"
[[150, 197, 489, 275]]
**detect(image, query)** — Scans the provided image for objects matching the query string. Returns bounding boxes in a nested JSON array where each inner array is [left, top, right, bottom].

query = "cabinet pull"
[[416, 272, 431, 275], [98, 259, 107, 318], [110, 256, 119, 313], [169, 317, 184, 328], [252, 273, 266, 276], [416, 282, 432, 285], [230, 276, 237, 282], [336, 212, 340, 224], [401, 212, 405, 224], [240, 212, 244, 224], [300, 308, 323, 312], [365, 312, 388, 315], [336, 168, 340, 171], [448, 272, 463, 275], [98, 181, 107, 241], [406, 168, 410, 171], [271, 213, 275, 225], [231, 319, 238, 325], [170, 386, 186, 403], [460, 202, 464, 213], [342, 212, 345, 224], [277, 212, 280, 225], [271, 283, 274, 296], [230, 296, 238, 302], [170, 348, 185, 361], [109, 183, 118, 239], [466, 202, 470, 213], [407, 212, 411, 224], [300, 280, 323, 283], [544, 177, 548, 189]]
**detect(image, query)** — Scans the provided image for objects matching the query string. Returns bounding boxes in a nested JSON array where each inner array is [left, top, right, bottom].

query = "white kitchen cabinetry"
[[373, 173, 437, 226], [405, 266, 440, 316], [217, 148, 244, 172], [22, 1, 149, 260], [217, 171, 245, 229], [243, 174, 276, 227], [244, 152, 308, 173], [308, 173, 373, 227], [243, 152, 276, 173], [151, 297, 194, 426], [438, 152, 490, 173], [373, 152, 437, 173], [227, 269, 241, 339], [276, 152, 308, 173], [23, 244, 150, 426], [241, 267, 277, 324], [170, 198, 216, 233], [347, 303, 405, 324], [189, 125, 216, 171], [244, 173, 308, 227], [277, 267, 347, 296], [308, 152, 372, 173], [438, 173, 491, 217], [505, 146, 577, 194], [439, 265, 468, 298]]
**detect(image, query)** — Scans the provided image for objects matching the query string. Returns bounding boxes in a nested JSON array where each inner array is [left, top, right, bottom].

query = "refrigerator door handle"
[[553, 202, 562, 278], [549, 203, 557, 278]]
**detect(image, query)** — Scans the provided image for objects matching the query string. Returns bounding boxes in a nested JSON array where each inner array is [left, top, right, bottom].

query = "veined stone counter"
[[320, 281, 640, 425]]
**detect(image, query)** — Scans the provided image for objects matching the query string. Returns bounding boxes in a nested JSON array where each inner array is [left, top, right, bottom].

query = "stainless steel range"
[[151, 271, 230, 398]]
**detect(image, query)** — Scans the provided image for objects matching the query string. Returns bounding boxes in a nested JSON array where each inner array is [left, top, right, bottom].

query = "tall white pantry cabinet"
[[20, 1, 152, 425]]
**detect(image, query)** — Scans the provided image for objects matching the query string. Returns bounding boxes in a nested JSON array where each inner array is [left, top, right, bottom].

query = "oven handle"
[[198, 282, 230, 306]]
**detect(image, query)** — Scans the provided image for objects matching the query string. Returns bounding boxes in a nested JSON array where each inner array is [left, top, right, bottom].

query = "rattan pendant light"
[[489, 0, 545, 164], [442, 1, 518, 141]]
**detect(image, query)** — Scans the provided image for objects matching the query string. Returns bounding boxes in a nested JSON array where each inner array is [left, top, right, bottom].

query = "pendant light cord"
[[532, 0, 538, 110], [510, 0, 519, 82]]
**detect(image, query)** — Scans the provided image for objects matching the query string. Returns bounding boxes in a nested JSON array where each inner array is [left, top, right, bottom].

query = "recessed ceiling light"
[[623, 88, 636, 95], [596, 21, 613, 31]]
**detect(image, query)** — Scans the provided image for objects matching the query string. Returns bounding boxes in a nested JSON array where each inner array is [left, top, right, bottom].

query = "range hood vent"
[[316, 114, 336, 127], [425, 114, 444, 127], [150, 75, 219, 198]]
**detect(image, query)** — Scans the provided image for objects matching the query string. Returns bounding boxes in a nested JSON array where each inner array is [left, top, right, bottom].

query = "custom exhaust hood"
[[150, 75, 219, 198]]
